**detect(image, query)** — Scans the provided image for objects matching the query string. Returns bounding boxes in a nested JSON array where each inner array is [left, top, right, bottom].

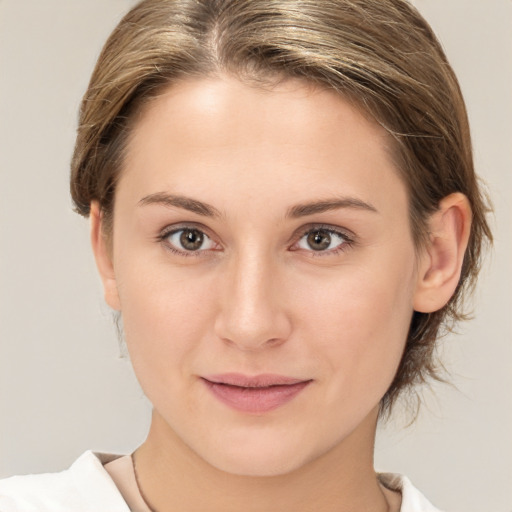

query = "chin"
[[197, 430, 324, 478], [209, 449, 310, 477]]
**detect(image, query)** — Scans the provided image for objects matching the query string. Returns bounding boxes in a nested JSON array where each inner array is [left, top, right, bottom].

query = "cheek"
[[115, 256, 217, 385], [294, 259, 416, 392]]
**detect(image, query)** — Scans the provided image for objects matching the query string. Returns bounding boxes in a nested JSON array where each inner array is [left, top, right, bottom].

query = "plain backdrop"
[[0, 1, 510, 511]]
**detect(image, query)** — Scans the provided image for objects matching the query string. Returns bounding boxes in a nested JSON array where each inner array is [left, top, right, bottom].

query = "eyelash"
[[292, 224, 354, 257], [157, 223, 355, 258], [158, 223, 218, 258]]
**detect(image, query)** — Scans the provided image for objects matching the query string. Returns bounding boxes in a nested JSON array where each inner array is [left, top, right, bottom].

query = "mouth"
[[201, 373, 312, 414]]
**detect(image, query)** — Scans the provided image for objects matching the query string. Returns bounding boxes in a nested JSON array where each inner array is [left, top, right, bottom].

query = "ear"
[[413, 193, 472, 313], [90, 202, 121, 311]]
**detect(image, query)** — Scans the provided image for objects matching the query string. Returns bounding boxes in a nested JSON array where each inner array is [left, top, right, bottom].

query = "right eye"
[[163, 227, 217, 254]]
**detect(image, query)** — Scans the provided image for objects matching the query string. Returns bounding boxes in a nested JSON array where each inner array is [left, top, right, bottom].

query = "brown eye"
[[296, 228, 348, 253], [180, 229, 204, 251], [306, 230, 332, 251], [165, 227, 215, 253]]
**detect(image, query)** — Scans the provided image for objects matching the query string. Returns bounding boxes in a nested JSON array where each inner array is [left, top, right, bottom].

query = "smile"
[[201, 373, 312, 414]]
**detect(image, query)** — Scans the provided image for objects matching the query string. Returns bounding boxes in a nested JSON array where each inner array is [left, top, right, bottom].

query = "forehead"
[[120, 76, 407, 219], [131, 76, 389, 151]]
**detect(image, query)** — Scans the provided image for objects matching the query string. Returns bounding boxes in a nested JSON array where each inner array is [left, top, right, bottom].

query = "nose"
[[214, 246, 292, 351]]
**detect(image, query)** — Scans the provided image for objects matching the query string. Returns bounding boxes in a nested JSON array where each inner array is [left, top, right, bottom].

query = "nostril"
[[219, 335, 285, 351], [213, 281, 293, 350], [266, 337, 284, 347]]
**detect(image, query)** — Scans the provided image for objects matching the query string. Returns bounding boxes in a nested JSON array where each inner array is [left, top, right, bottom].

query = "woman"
[[0, 0, 492, 510]]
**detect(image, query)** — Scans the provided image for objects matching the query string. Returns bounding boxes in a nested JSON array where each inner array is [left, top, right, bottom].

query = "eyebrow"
[[286, 197, 378, 218], [138, 192, 222, 218], [138, 192, 377, 219]]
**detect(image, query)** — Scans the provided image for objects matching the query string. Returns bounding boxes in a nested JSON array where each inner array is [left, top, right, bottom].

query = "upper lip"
[[203, 373, 310, 388]]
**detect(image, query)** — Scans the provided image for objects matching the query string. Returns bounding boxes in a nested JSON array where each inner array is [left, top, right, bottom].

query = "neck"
[[132, 408, 398, 512]]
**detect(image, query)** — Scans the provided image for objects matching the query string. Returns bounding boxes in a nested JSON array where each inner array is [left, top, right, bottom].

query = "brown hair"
[[70, 0, 492, 414]]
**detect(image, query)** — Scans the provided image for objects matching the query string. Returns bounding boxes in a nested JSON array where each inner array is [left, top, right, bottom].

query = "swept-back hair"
[[70, 0, 492, 414]]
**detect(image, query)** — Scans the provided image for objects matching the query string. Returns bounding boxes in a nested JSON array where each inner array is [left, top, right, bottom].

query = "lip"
[[202, 373, 312, 413]]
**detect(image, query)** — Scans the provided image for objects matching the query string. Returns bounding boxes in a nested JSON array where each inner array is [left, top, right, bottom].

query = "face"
[[100, 76, 424, 476]]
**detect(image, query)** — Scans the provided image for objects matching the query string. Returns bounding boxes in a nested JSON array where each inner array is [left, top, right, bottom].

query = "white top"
[[0, 451, 442, 511]]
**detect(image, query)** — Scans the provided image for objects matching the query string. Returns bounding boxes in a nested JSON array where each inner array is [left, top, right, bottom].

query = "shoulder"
[[379, 473, 444, 512], [0, 451, 130, 512]]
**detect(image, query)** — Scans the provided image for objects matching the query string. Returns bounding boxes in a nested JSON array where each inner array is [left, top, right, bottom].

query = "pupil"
[[180, 229, 203, 250], [307, 230, 331, 251]]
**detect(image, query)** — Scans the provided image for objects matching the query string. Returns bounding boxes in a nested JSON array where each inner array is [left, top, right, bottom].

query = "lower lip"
[[202, 379, 311, 414]]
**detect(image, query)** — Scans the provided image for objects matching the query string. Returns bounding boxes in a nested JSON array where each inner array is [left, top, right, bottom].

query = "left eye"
[[165, 228, 216, 252], [296, 229, 347, 252]]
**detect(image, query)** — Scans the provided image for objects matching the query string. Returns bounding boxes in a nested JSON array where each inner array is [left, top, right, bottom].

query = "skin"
[[91, 76, 471, 512]]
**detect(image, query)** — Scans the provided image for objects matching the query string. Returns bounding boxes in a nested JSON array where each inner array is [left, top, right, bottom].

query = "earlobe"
[[90, 202, 121, 311], [413, 193, 472, 313]]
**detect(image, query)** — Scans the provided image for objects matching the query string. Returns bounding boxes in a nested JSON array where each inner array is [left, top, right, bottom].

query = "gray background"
[[0, 1, 510, 511]]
